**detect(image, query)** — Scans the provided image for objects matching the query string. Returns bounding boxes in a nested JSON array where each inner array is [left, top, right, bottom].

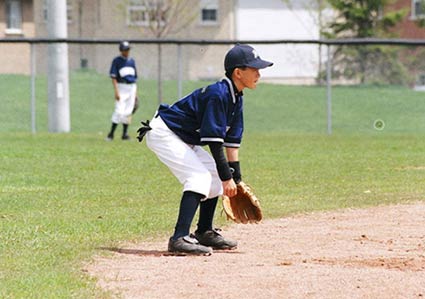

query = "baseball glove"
[[136, 120, 152, 142], [222, 181, 262, 224]]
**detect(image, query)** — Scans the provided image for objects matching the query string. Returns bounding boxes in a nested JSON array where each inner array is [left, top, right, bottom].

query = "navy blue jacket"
[[109, 56, 138, 84], [158, 77, 243, 148]]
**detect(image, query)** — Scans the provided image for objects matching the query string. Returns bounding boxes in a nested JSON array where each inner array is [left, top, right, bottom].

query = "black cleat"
[[168, 236, 213, 255], [194, 229, 237, 250], [105, 133, 113, 141]]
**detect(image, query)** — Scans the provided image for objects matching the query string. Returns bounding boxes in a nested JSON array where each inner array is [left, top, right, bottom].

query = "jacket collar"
[[221, 77, 243, 104]]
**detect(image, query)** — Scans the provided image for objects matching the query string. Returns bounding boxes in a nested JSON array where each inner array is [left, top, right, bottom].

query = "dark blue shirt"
[[158, 77, 243, 148], [109, 56, 138, 84]]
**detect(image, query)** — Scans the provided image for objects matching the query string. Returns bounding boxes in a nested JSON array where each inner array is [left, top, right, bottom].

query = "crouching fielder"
[[138, 44, 273, 255]]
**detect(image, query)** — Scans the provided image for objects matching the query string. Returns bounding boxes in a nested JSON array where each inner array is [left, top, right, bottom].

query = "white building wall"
[[236, 0, 321, 83]]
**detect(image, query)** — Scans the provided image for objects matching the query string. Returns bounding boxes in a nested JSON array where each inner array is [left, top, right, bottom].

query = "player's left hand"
[[223, 178, 237, 197]]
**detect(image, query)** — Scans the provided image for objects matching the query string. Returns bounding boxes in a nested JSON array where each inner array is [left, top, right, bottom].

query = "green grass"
[[3, 72, 425, 135], [243, 83, 425, 134], [1, 72, 425, 298], [0, 72, 209, 134]]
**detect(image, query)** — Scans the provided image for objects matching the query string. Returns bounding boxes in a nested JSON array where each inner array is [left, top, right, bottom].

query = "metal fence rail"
[[2, 37, 425, 45]]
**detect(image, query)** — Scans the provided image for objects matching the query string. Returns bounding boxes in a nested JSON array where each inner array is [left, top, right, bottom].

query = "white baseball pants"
[[146, 116, 223, 200], [111, 83, 136, 124]]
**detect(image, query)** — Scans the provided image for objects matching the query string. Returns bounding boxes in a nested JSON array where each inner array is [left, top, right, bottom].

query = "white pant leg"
[[192, 145, 223, 199], [111, 83, 136, 124], [146, 116, 222, 199]]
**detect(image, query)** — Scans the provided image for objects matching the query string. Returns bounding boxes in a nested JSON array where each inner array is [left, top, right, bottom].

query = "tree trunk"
[[318, 44, 323, 85], [157, 43, 163, 104], [359, 47, 367, 84]]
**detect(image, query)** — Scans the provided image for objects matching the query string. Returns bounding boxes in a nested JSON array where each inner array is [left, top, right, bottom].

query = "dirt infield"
[[87, 202, 425, 299]]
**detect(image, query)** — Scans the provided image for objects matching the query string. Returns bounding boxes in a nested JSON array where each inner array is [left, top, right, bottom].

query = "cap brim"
[[246, 59, 273, 69]]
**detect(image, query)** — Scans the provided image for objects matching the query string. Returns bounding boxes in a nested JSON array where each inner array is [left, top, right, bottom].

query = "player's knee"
[[185, 171, 212, 197]]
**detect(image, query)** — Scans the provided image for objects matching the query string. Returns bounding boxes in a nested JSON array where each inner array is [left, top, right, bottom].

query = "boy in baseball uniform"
[[106, 41, 138, 141], [140, 44, 273, 254]]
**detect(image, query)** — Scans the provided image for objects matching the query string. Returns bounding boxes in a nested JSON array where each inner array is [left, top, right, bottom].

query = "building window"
[[43, 0, 73, 23], [412, 0, 425, 18], [127, 0, 167, 27], [5, 0, 22, 34], [200, 0, 218, 25], [127, 3, 149, 26]]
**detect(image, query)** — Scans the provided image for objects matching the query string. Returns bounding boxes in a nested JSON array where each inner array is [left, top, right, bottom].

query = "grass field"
[[1, 73, 425, 298], [3, 71, 425, 134]]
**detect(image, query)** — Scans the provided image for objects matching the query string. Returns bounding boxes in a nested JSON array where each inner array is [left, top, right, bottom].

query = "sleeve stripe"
[[201, 137, 224, 143], [223, 142, 240, 148]]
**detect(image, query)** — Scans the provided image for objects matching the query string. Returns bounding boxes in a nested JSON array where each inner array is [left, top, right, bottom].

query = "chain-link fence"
[[2, 39, 425, 135]]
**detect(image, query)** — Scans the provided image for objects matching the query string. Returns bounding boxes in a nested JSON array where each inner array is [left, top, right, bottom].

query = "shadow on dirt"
[[98, 247, 244, 257]]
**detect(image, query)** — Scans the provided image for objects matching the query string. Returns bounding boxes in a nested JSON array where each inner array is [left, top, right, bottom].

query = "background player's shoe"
[[105, 133, 113, 141], [122, 134, 131, 140], [168, 235, 212, 255], [193, 229, 237, 250]]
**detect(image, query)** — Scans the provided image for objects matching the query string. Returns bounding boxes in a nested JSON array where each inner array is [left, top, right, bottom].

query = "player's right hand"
[[114, 91, 120, 101], [223, 179, 237, 197]]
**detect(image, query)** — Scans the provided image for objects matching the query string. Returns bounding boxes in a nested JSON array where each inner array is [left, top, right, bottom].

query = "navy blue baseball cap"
[[224, 44, 273, 72], [119, 41, 131, 51]]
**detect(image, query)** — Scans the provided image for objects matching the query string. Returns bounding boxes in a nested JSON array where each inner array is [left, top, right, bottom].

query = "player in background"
[[138, 44, 273, 255], [106, 41, 138, 141]]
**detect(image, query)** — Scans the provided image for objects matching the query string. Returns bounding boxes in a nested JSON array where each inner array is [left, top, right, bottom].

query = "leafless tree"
[[127, 0, 198, 103]]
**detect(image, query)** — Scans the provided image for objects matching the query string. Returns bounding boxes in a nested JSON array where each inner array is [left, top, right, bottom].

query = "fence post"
[[177, 43, 183, 99], [326, 44, 332, 135], [30, 43, 36, 134]]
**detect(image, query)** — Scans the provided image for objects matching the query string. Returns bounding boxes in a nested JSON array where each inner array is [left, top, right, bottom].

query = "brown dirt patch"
[[86, 202, 425, 299]]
